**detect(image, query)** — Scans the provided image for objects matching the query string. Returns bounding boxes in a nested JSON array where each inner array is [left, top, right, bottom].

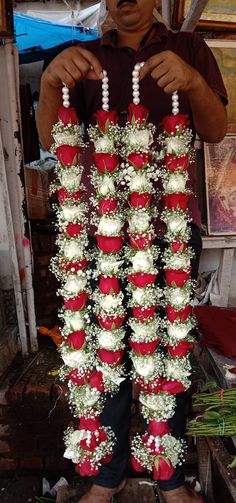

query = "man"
[[38, 1, 227, 502]]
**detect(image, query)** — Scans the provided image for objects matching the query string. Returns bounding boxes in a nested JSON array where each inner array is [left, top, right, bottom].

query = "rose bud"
[[171, 240, 187, 253], [146, 376, 163, 394], [129, 192, 152, 208], [97, 313, 126, 330], [66, 369, 90, 386], [58, 187, 83, 204], [128, 152, 152, 170], [167, 341, 194, 358], [131, 456, 145, 473], [98, 348, 124, 366], [101, 453, 113, 465], [129, 232, 153, 250], [161, 114, 189, 134], [165, 305, 192, 323], [66, 222, 83, 237], [129, 338, 160, 355], [153, 456, 174, 481], [143, 434, 164, 455], [98, 198, 118, 215], [76, 457, 100, 477], [163, 193, 189, 211], [128, 272, 157, 288], [59, 258, 88, 273], [147, 420, 170, 437], [63, 292, 89, 311], [79, 416, 101, 432], [56, 145, 81, 166], [132, 305, 157, 321], [164, 268, 190, 288], [128, 103, 149, 124], [161, 379, 186, 394], [67, 330, 86, 350], [90, 371, 105, 392], [58, 106, 78, 125], [93, 109, 118, 132], [164, 154, 189, 172], [96, 235, 123, 253], [93, 152, 120, 174], [99, 275, 120, 295]]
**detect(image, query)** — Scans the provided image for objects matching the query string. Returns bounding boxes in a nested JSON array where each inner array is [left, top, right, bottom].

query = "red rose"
[[80, 429, 107, 452], [98, 348, 124, 366], [128, 152, 152, 170], [97, 313, 126, 330], [76, 457, 100, 477], [89, 371, 105, 392], [128, 103, 149, 124], [101, 453, 113, 465], [164, 268, 190, 288], [129, 192, 152, 209], [165, 305, 192, 322], [129, 338, 160, 355], [153, 456, 174, 481], [136, 375, 162, 393], [96, 235, 123, 253], [66, 222, 83, 237], [59, 258, 88, 273], [128, 272, 157, 288], [132, 305, 157, 321], [161, 379, 186, 394], [162, 114, 189, 134], [58, 106, 78, 125], [167, 341, 194, 358], [67, 330, 86, 350], [56, 145, 81, 166], [93, 109, 118, 132], [147, 420, 170, 437], [98, 198, 118, 215], [63, 292, 89, 311], [143, 434, 164, 455], [129, 232, 153, 250], [131, 456, 145, 473], [66, 369, 90, 386], [99, 275, 120, 295], [58, 187, 83, 204], [171, 240, 187, 253], [93, 153, 120, 173], [163, 193, 189, 211], [79, 416, 101, 432], [164, 154, 189, 172]]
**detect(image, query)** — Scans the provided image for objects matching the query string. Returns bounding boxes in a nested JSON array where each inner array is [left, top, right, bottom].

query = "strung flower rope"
[[88, 70, 126, 401], [51, 83, 116, 478]]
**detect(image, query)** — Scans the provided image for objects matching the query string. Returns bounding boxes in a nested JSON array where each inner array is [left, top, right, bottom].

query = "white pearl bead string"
[[62, 83, 70, 108], [132, 62, 145, 105], [102, 70, 109, 111], [172, 91, 179, 116]]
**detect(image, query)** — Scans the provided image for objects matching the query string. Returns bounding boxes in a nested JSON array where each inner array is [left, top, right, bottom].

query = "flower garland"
[[51, 84, 117, 477]]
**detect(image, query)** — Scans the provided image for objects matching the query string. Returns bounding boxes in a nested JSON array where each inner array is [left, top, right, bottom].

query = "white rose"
[[59, 171, 82, 191], [53, 131, 80, 146], [129, 173, 151, 192], [70, 430, 83, 446], [64, 275, 87, 294], [63, 240, 84, 260], [98, 257, 123, 275], [167, 215, 188, 234], [132, 288, 146, 305], [140, 392, 175, 412], [129, 212, 150, 233], [131, 319, 159, 337], [169, 288, 191, 308], [94, 137, 114, 153], [98, 176, 115, 196], [60, 205, 84, 221], [83, 388, 101, 407], [99, 294, 121, 311], [97, 215, 123, 236], [164, 173, 187, 193], [64, 447, 78, 461], [128, 130, 153, 149], [132, 354, 156, 377], [63, 310, 85, 331], [166, 137, 185, 155], [131, 250, 153, 272], [61, 347, 88, 367], [167, 322, 191, 340], [166, 359, 190, 380], [97, 329, 124, 350], [165, 255, 191, 270]]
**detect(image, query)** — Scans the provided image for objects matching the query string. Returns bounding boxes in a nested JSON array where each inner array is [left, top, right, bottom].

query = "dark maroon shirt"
[[68, 23, 228, 232]]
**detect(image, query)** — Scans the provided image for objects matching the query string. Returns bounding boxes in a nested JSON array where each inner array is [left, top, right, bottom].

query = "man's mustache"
[[117, 0, 137, 8]]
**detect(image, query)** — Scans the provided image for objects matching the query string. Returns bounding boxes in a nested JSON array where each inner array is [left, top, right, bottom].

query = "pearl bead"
[[102, 84, 108, 90], [132, 70, 139, 78], [133, 91, 140, 98], [63, 99, 70, 107], [102, 97, 109, 104], [102, 90, 109, 98], [102, 105, 109, 111], [133, 98, 140, 105], [140, 61, 145, 68], [172, 96, 179, 103], [132, 83, 139, 91], [134, 63, 140, 70], [103, 77, 108, 84], [62, 86, 69, 94], [132, 77, 139, 85]]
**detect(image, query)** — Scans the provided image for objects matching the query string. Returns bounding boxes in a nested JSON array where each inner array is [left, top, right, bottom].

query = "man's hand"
[[43, 46, 104, 88], [139, 50, 199, 94]]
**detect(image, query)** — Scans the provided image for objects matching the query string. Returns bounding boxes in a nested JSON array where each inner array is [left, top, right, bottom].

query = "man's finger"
[[76, 46, 103, 79], [139, 53, 166, 80]]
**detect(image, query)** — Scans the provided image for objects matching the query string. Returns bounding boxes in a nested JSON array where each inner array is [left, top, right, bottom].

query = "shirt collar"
[[101, 22, 168, 50]]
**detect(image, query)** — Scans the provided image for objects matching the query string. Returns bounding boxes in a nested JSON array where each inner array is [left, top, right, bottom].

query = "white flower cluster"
[[64, 424, 115, 466], [140, 391, 176, 421], [120, 122, 155, 156], [51, 122, 84, 148]]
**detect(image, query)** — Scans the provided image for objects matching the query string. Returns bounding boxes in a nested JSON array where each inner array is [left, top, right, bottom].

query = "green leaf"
[[171, 280, 177, 288], [228, 456, 236, 469], [204, 411, 221, 420]]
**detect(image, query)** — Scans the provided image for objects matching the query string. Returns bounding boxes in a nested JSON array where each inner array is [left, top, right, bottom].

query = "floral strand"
[[51, 84, 116, 477]]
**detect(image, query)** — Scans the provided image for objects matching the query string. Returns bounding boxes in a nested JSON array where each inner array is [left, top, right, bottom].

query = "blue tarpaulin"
[[14, 12, 99, 64]]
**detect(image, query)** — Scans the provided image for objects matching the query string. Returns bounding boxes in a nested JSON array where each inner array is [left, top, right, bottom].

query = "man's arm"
[[37, 46, 103, 150], [140, 51, 227, 143]]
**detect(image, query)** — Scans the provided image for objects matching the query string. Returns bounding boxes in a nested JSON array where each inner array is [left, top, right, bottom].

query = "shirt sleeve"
[[190, 33, 228, 105]]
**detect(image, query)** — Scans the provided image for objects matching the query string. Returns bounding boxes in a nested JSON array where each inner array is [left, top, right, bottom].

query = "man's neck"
[[117, 21, 155, 50]]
